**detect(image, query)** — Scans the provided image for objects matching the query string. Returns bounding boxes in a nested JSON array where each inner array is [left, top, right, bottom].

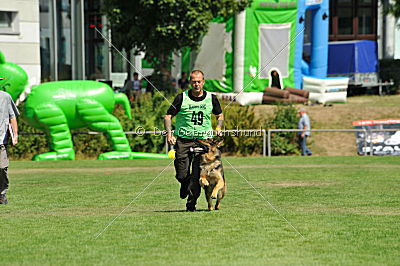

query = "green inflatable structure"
[[0, 52, 168, 160]]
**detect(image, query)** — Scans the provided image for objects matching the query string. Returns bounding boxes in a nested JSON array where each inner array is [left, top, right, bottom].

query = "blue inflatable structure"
[[295, 0, 330, 88]]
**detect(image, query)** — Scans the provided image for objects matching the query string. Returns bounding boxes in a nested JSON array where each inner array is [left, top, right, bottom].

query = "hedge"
[[8, 95, 300, 160]]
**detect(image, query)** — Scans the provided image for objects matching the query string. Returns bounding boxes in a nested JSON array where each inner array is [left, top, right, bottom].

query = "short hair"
[[190, 70, 204, 80], [133, 72, 139, 76]]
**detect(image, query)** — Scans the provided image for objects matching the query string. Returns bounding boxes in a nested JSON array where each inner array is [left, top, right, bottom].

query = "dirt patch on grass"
[[7, 164, 352, 174], [10, 166, 175, 174], [10, 163, 400, 175], [263, 181, 340, 187], [298, 206, 400, 216]]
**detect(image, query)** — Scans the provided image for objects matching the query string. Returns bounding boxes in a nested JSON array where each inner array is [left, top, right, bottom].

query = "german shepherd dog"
[[197, 138, 226, 211]]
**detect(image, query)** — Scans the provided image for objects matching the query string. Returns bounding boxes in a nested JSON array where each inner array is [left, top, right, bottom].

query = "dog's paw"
[[211, 193, 217, 199], [199, 178, 209, 187]]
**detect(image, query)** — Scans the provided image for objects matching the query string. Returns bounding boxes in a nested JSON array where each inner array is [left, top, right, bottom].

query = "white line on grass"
[[94, 27, 175, 109], [224, 158, 306, 239], [94, 159, 175, 239], [223, 28, 305, 110]]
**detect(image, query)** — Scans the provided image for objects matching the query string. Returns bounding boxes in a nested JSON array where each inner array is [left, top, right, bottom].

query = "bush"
[[122, 92, 172, 153], [7, 103, 49, 160], [8, 93, 173, 160], [266, 105, 299, 155], [8, 96, 301, 159], [72, 92, 173, 156], [221, 102, 263, 156]]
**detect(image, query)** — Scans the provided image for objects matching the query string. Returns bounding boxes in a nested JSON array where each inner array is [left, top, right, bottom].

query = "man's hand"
[[12, 135, 18, 145], [301, 125, 307, 138], [167, 134, 176, 145], [164, 115, 176, 145], [215, 127, 222, 136]]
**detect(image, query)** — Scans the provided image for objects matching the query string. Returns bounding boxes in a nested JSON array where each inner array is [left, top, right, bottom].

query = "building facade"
[[0, 0, 41, 84], [0, 0, 400, 86]]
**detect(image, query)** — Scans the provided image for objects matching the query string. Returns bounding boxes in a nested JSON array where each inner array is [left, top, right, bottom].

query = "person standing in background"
[[297, 108, 312, 156], [178, 72, 189, 91], [132, 72, 141, 101]]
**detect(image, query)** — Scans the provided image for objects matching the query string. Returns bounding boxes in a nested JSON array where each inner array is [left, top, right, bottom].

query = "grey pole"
[[51, 0, 58, 80], [268, 129, 271, 157], [262, 129, 266, 157], [369, 128, 373, 156], [71, 0, 76, 80], [363, 128, 367, 156]]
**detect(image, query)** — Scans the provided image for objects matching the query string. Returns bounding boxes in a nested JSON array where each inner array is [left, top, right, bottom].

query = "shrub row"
[[8, 95, 300, 160]]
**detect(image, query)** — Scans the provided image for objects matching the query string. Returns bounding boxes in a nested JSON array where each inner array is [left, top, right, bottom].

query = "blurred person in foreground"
[[0, 82, 19, 204]]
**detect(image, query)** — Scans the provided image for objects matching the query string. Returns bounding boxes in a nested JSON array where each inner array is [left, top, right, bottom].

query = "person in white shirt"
[[0, 89, 19, 204], [297, 108, 312, 156]]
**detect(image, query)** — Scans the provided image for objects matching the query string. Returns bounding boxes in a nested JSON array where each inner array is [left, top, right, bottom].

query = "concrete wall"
[[0, 0, 40, 84]]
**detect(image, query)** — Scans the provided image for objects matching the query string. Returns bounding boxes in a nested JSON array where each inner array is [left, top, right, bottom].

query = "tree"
[[102, 0, 250, 91], [385, 0, 400, 18]]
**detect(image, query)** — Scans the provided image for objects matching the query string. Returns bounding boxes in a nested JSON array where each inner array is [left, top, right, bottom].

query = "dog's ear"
[[197, 139, 211, 146]]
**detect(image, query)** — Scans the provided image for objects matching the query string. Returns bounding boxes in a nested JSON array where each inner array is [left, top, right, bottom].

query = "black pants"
[[0, 145, 9, 193], [0, 167, 8, 193], [174, 137, 201, 209]]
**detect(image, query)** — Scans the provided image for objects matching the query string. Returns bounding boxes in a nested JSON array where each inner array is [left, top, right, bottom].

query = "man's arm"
[[164, 115, 176, 145], [164, 94, 183, 146], [301, 125, 307, 138], [301, 115, 310, 137], [215, 113, 224, 136], [10, 117, 18, 145]]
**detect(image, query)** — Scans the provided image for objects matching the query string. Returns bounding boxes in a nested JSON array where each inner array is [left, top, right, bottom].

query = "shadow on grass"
[[130, 209, 210, 213]]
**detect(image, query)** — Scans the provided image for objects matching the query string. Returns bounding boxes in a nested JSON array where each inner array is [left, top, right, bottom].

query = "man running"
[[164, 70, 224, 211]]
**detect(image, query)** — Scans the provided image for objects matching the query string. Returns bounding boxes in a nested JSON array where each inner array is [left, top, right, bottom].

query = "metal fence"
[[20, 128, 399, 157], [267, 128, 400, 157]]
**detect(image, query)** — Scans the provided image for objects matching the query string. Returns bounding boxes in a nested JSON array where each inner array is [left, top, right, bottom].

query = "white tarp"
[[194, 23, 227, 80], [259, 23, 291, 79]]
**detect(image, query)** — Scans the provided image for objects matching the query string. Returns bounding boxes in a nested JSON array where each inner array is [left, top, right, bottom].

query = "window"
[[39, 0, 73, 81], [330, 0, 377, 41], [0, 11, 19, 34], [85, 0, 107, 80]]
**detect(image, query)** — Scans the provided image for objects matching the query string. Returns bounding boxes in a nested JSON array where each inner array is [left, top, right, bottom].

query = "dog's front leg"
[[199, 170, 209, 187], [211, 173, 224, 199], [205, 187, 214, 211]]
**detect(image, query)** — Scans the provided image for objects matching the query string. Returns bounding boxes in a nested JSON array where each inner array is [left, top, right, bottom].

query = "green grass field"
[[2, 156, 400, 265]]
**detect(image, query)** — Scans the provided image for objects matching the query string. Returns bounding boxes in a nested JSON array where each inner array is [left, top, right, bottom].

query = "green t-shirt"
[[175, 90, 213, 139]]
